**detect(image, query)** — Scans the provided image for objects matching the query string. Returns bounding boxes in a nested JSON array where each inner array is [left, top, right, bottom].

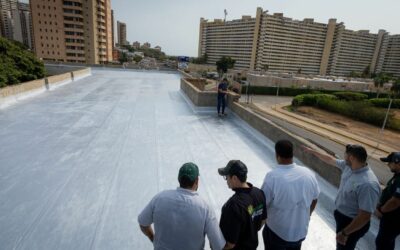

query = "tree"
[[362, 65, 371, 78], [118, 52, 128, 64], [391, 78, 400, 98], [297, 68, 302, 75], [133, 55, 142, 63], [0, 37, 45, 87], [216, 56, 235, 76], [374, 72, 392, 98], [261, 64, 269, 75]]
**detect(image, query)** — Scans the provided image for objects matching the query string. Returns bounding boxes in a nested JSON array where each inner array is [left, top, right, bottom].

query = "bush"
[[292, 94, 337, 107], [369, 98, 400, 109], [0, 37, 45, 87], [333, 92, 368, 101]]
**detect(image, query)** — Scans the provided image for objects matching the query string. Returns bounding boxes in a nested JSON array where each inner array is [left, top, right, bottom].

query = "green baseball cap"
[[178, 162, 199, 182]]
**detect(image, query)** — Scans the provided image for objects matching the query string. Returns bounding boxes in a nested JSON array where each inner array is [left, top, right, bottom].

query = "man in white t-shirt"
[[261, 140, 320, 250]]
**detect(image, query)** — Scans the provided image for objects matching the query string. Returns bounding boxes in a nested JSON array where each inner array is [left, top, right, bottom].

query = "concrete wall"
[[188, 63, 217, 72], [180, 78, 240, 107], [0, 68, 91, 109], [45, 65, 87, 75], [247, 73, 379, 92], [180, 76, 341, 187]]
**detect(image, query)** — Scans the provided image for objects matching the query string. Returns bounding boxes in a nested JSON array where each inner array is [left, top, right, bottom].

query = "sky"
[[23, 0, 400, 57]]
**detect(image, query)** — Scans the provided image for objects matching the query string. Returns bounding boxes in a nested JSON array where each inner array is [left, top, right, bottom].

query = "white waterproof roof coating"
[[0, 69, 379, 249]]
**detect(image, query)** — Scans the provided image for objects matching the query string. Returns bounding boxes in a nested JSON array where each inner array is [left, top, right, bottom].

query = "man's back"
[[262, 164, 320, 241], [138, 188, 224, 250]]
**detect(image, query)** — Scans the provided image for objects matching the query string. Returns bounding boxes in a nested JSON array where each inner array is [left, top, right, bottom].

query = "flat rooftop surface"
[[0, 69, 377, 249]]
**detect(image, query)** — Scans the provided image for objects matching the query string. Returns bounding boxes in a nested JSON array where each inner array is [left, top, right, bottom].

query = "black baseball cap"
[[218, 160, 248, 177], [380, 152, 400, 164]]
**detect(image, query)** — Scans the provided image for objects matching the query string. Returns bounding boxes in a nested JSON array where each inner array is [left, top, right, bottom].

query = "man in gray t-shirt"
[[137, 162, 226, 250], [305, 144, 381, 250]]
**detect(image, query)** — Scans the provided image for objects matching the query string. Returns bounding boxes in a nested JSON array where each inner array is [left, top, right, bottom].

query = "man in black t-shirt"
[[217, 78, 228, 116], [375, 152, 400, 250], [218, 160, 267, 250]]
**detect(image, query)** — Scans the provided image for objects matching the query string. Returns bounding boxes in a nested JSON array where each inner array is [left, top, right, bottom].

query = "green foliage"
[[0, 37, 45, 87], [369, 98, 400, 109], [391, 79, 400, 98], [292, 94, 337, 107], [216, 56, 235, 74], [292, 94, 400, 131], [133, 55, 142, 63], [119, 52, 128, 63], [332, 92, 368, 101], [124, 44, 166, 61], [191, 54, 208, 64]]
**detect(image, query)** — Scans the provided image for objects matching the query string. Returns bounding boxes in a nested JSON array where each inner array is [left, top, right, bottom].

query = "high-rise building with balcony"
[[199, 7, 400, 77], [117, 20, 126, 46], [30, 0, 113, 64]]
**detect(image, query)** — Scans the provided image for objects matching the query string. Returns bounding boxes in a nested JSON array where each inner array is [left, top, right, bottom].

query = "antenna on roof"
[[224, 9, 228, 22]]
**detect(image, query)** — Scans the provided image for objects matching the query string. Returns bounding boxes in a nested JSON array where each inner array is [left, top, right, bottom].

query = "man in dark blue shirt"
[[217, 78, 228, 116]]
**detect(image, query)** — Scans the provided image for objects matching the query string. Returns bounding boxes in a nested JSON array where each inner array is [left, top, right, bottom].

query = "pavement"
[[241, 95, 395, 184]]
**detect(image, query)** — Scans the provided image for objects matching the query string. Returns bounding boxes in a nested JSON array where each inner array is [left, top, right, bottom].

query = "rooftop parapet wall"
[[0, 68, 91, 109], [180, 76, 341, 187]]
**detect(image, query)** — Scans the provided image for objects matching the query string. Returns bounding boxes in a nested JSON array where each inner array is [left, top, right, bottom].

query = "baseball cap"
[[218, 160, 248, 177], [380, 152, 400, 164], [178, 162, 199, 182]]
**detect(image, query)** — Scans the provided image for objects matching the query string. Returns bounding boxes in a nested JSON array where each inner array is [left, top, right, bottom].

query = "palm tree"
[[391, 78, 400, 98], [374, 72, 391, 98]]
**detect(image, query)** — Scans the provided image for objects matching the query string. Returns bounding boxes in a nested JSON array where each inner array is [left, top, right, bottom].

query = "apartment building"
[[0, 0, 33, 49], [381, 35, 400, 78], [117, 20, 126, 46], [31, 0, 113, 64], [199, 7, 400, 77]]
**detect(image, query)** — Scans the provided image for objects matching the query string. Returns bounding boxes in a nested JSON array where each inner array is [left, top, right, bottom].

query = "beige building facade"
[[31, 0, 113, 64], [199, 7, 400, 77]]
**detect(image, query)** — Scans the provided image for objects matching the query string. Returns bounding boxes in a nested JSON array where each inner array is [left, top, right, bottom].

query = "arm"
[[379, 196, 400, 213], [139, 225, 154, 242], [223, 242, 235, 249], [302, 146, 336, 166], [337, 209, 371, 245], [310, 199, 318, 215]]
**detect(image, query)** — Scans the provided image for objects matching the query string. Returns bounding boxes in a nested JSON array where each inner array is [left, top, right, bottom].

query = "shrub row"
[[292, 94, 400, 131], [369, 98, 400, 109]]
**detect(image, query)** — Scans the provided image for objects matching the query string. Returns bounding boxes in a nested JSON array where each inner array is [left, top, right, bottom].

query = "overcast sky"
[[24, 0, 400, 57]]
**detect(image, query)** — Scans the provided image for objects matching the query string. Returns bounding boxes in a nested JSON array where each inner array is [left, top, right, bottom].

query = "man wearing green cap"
[[138, 162, 226, 250]]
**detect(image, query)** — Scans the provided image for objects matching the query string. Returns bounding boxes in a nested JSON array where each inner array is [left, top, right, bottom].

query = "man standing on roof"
[[218, 160, 267, 250], [217, 78, 228, 116], [304, 144, 381, 250], [262, 140, 320, 250], [138, 162, 225, 250], [375, 152, 400, 250]]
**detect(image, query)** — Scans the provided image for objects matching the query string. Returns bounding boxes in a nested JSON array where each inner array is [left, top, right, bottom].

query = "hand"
[[336, 232, 348, 245]]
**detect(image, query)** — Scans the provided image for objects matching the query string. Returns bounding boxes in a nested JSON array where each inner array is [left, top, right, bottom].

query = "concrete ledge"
[[231, 102, 341, 186], [180, 76, 341, 187], [180, 77, 240, 107], [0, 68, 91, 109]]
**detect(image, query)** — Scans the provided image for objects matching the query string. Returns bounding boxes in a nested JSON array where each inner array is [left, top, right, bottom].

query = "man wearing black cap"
[[304, 144, 381, 250], [375, 152, 400, 250], [218, 160, 267, 250], [217, 78, 228, 116], [138, 162, 225, 250]]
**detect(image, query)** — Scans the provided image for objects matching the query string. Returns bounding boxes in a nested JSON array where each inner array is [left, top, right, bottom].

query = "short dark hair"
[[179, 175, 196, 188], [223, 78, 228, 81], [275, 140, 294, 159], [346, 144, 367, 163], [230, 173, 247, 183]]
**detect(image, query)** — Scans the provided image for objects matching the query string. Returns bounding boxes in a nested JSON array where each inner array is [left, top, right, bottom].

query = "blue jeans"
[[217, 95, 226, 114]]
